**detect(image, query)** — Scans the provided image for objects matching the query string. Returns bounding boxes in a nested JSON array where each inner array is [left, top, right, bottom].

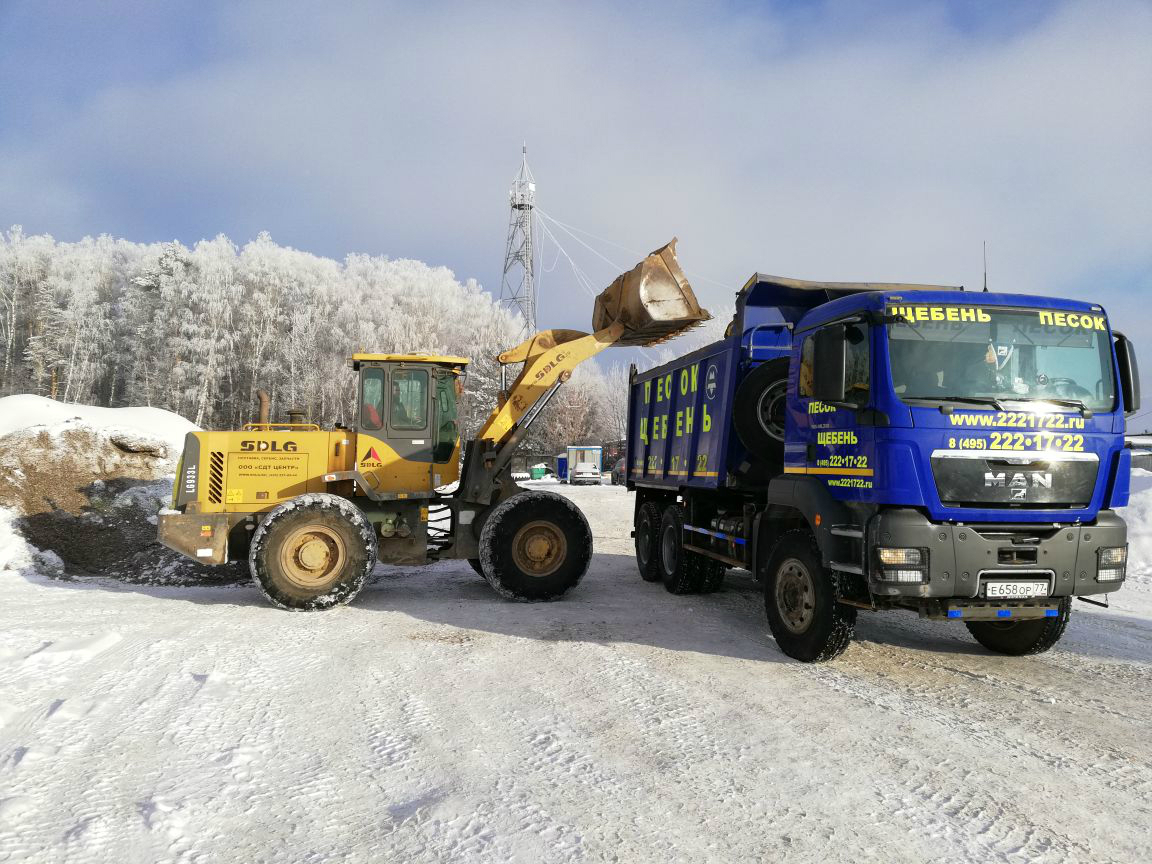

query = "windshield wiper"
[[1009, 397, 1094, 418], [907, 395, 1007, 412]]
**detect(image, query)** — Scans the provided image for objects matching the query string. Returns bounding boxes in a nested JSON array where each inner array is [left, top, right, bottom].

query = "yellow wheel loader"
[[157, 240, 709, 610]]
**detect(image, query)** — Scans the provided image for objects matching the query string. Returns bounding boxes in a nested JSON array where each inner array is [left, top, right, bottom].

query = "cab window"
[[844, 322, 870, 405], [433, 373, 459, 463], [799, 335, 816, 397], [360, 367, 385, 431], [391, 369, 428, 430]]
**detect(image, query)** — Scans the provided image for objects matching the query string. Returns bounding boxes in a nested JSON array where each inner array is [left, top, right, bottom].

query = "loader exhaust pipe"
[[256, 390, 271, 425]]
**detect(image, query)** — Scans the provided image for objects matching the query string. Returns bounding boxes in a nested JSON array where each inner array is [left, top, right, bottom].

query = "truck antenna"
[[982, 241, 988, 293]]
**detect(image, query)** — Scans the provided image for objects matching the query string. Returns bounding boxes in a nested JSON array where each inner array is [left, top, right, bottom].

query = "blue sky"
[[1, 0, 1149, 369]]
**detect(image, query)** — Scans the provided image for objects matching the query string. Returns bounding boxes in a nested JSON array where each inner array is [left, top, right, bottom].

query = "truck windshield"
[[886, 304, 1116, 412]]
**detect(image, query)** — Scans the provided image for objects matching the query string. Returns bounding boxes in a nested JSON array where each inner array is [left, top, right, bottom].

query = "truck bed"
[[627, 340, 737, 490]]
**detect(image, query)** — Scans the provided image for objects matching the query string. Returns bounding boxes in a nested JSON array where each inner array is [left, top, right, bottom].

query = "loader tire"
[[733, 358, 789, 467], [763, 530, 856, 662], [634, 501, 663, 582], [249, 493, 377, 611], [966, 597, 1071, 656], [467, 558, 487, 579], [479, 491, 591, 601]]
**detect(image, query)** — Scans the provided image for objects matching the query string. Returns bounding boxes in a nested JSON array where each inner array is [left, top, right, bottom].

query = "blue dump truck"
[[627, 274, 1141, 662]]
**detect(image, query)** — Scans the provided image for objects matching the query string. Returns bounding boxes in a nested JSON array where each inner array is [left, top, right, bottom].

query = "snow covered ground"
[[0, 477, 1150, 863]]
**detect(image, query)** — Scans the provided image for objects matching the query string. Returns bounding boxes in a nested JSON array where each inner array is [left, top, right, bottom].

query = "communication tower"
[[499, 146, 537, 334]]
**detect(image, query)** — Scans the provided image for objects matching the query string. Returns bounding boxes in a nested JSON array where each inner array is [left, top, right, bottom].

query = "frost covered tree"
[[0, 227, 615, 441]]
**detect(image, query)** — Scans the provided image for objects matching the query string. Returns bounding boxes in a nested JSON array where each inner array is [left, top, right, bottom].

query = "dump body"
[[627, 342, 737, 490]]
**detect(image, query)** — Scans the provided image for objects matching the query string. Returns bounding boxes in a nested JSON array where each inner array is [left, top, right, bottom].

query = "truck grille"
[[208, 451, 224, 504], [930, 449, 1098, 507]]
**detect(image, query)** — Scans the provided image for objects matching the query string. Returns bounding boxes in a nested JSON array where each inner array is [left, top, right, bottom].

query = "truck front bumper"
[[157, 512, 232, 565], [866, 508, 1127, 601]]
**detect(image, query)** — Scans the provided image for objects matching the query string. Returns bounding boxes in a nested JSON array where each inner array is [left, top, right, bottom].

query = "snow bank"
[[0, 394, 196, 457], [0, 395, 204, 580]]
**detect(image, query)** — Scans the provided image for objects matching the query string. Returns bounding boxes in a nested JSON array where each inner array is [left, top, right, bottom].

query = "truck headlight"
[[876, 548, 928, 583], [1097, 546, 1127, 582], [878, 547, 922, 565]]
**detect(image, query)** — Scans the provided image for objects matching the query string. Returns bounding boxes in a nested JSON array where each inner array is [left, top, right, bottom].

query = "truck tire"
[[658, 504, 703, 594], [479, 491, 592, 601], [467, 558, 486, 579], [635, 501, 663, 582], [763, 530, 856, 662], [965, 598, 1071, 655], [249, 493, 378, 611], [733, 359, 789, 467]]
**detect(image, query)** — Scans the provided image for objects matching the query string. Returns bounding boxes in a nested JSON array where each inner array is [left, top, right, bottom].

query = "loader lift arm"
[[458, 239, 708, 505]]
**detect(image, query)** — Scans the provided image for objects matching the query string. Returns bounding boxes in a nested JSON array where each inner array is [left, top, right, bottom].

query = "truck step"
[[830, 561, 864, 575]]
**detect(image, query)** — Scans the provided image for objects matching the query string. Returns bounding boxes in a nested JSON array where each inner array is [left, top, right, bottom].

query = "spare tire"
[[733, 358, 789, 468]]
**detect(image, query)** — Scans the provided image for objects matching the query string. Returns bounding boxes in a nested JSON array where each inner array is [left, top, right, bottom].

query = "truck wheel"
[[635, 501, 663, 582], [763, 530, 856, 662], [658, 504, 703, 594], [479, 491, 592, 601], [249, 493, 378, 611], [734, 359, 789, 466], [965, 598, 1072, 655]]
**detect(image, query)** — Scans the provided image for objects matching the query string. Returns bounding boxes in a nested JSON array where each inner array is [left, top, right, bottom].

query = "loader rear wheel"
[[634, 501, 663, 582], [479, 491, 591, 601], [249, 494, 377, 611], [733, 359, 789, 467], [966, 598, 1071, 655]]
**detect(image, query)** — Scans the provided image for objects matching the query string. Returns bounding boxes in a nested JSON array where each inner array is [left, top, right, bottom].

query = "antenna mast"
[[499, 145, 537, 335], [983, 241, 988, 293]]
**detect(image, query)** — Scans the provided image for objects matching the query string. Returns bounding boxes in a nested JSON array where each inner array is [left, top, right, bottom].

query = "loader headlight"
[[1097, 546, 1127, 582], [876, 547, 928, 583]]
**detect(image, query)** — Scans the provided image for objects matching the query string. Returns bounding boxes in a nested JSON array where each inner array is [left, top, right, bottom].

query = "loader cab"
[[350, 353, 469, 495]]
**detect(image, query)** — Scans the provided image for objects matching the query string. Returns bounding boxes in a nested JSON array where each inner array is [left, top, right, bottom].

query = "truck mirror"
[[813, 325, 847, 403], [1115, 332, 1141, 415]]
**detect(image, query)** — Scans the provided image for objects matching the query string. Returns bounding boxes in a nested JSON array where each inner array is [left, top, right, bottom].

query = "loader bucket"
[[592, 238, 710, 346]]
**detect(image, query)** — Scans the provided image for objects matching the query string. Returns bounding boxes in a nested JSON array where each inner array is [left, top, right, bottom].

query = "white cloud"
[[1, 0, 1149, 351]]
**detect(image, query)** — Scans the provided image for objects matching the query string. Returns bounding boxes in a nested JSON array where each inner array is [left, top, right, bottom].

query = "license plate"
[[984, 580, 1049, 599]]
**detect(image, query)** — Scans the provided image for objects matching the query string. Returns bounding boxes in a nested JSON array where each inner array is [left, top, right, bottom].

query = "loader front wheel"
[[249, 494, 377, 611], [480, 491, 592, 601]]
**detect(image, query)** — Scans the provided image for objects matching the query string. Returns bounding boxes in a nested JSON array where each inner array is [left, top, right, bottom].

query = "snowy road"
[[2, 482, 1151, 863]]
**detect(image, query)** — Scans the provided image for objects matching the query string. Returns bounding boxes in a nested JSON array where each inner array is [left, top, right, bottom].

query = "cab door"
[[789, 320, 877, 498], [357, 364, 436, 495], [431, 369, 462, 488]]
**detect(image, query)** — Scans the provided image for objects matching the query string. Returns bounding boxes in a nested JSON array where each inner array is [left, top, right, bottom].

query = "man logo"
[[705, 365, 718, 400], [985, 471, 1053, 499]]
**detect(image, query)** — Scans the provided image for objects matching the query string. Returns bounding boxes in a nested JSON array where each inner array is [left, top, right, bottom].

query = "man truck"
[[627, 274, 1140, 662]]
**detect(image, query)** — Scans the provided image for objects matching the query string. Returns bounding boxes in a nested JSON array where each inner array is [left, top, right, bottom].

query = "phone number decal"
[[948, 433, 1085, 452]]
